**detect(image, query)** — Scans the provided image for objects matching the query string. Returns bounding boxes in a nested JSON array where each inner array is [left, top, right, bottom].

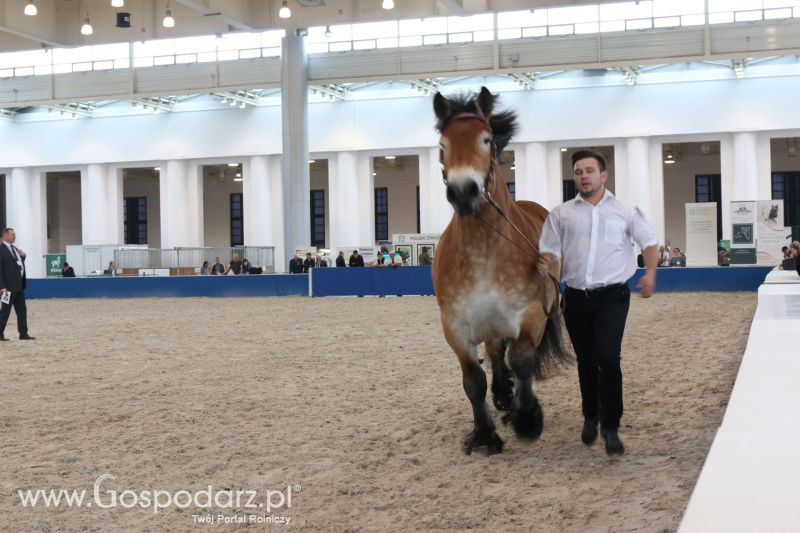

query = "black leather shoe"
[[602, 429, 625, 456], [581, 417, 598, 445], [0, 335, 8, 342], [19, 335, 36, 341]]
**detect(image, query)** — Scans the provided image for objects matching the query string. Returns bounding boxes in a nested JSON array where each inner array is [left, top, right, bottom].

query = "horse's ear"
[[475, 86, 495, 119], [433, 92, 451, 122]]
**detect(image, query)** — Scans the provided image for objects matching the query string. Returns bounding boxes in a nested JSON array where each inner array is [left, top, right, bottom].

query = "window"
[[772, 171, 800, 231], [230, 193, 244, 246], [123, 197, 148, 245], [507, 182, 516, 200], [310, 190, 325, 247], [375, 187, 389, 241], [416, 185, 421, 233], [695, 175, 722, 241], [563, 180, 577, 202]]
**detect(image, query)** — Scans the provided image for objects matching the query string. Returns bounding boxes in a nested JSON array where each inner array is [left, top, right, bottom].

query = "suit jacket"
[[0, 243, 27, 291]]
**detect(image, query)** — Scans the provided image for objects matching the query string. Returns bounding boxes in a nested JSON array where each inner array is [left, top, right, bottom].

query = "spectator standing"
[[349, 250, 365, 267], [211, 257, 226, 275], [225, 253, 243, 275], [303, 253, 315, 273], [61, 262, 76, 277], [335, 251, 346, 267], [289, 254, 304, 274]]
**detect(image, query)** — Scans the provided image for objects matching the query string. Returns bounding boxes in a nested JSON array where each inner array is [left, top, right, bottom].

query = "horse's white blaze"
[[446, 166, 485, 191], [452, 281, 529, 345]]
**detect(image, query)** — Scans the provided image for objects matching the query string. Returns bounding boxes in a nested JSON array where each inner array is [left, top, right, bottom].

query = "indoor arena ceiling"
[[0, 0, 625, 51]]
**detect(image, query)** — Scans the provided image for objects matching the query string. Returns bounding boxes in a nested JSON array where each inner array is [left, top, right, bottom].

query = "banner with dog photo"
[[755, 200, 790, 265]]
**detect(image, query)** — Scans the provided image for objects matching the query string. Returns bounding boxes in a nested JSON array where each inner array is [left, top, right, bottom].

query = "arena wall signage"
[[730, 201, 757, 265], [755, 200, 790, 265], [391, 233, 441, 266], [685, 203, 718, 266]]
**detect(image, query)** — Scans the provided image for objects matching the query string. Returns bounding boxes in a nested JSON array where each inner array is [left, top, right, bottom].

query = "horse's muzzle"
[[447, 181, 482, 217]]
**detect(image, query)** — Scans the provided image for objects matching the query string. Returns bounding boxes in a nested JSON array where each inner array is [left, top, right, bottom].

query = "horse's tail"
[[534, 306, 573, 380]]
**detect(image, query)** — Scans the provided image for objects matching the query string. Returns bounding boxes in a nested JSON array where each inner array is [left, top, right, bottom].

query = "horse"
[[431, 87, 571, 455]]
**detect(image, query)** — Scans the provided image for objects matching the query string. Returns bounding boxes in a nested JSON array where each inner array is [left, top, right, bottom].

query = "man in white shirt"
[[537, 150, 658, 456]]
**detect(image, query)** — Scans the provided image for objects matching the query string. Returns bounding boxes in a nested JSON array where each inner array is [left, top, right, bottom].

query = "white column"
[[329, 151, 366, 250], [648, 141, 666, 246], [281, 32, 310, 263], [80, 163, 122, 245], [356, 153, 375, 244], [6, 168, 47, 278], [720, 132, 760, 241], [419, 147, 452, 234], [756, 133, 773, 201], [547, 145, 564, 209], [159, 159, 203, 249], [243, 155, 285, 272], [514, 142, 563, 210]]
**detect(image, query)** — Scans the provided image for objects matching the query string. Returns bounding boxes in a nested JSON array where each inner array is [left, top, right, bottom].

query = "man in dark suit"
[[0, 228, 35, 341]]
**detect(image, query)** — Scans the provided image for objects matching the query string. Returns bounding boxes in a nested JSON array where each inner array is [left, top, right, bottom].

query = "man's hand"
[[16, 248, 26, 258], [637, 272, 655, 298], [537, 252, 554, 276]]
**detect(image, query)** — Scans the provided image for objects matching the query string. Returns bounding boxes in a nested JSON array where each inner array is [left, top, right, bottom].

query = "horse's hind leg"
[[505, 335, 544, 441], [486, 338, 513, 411]]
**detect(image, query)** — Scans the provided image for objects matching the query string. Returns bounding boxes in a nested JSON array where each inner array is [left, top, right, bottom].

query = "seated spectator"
[[199, 260, 210, 275], [105, 261, 117, 276], [317, 256, 328, 268], [303, 252, 315, 273], [335, 251, 346, 268], [658, 245, 671, 267], [782, 246, 790, 259], [61, 262, 76, 277], [225, 253, 243, 275], [349, 250, 365, 267], [374, 252, 385, 266], [211, 256, 225, 275], [669, 247, 686, 267], [239, 259, 251, 274], [718, 248, 731, 267], [289, 254, 304, 274]]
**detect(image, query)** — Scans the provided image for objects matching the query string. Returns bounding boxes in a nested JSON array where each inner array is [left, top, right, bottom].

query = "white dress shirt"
[[539, 189, 657, 290]]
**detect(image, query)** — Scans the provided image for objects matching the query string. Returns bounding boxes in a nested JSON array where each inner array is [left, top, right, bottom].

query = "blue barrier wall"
[[25, 266, 774, 299], [27, 275, 308, 299], [311, 266, 434, 296]]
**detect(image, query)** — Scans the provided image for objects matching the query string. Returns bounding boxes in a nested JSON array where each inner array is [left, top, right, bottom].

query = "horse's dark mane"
[[435, 92, 518, 158]]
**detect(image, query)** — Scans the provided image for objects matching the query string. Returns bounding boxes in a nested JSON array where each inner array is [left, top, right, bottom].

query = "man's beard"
[[579, 184, 602, 198]]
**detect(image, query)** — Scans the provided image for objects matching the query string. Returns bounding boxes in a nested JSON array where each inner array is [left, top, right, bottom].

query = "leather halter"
[[439, 113, 496, 192]]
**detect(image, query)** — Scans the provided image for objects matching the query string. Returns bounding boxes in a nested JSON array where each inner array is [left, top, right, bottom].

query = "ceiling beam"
[[435, 0, 468, 16], [0, 24, 66, 49], [171, 0, 258, 32]]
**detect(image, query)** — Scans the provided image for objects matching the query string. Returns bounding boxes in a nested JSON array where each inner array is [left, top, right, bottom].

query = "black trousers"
[[0, 290, 28, 337], [563, 283, 630, 431]]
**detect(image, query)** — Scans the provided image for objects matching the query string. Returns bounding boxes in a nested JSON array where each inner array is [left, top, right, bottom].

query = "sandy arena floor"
[[0, 292, 756, 532]]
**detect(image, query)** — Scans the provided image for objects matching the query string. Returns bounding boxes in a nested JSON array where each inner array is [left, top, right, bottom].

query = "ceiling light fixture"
[[382, 0, 394, 9], [81, 15, 93, 35], [111, 0, 124, 7], [664, 151, 676, 164], [24, 1, 37, 16], [309, 159, 316, 164], [279, 0, 291, 19], [163, 2, 175, 28], [154, 167, 160, 171], [560, 147, 567, 152], [227, 163, 239, 167], [384, 155, 396, 160]]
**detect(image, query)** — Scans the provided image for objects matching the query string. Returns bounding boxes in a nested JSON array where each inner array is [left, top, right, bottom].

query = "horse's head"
[[434, 86, 516, 217]]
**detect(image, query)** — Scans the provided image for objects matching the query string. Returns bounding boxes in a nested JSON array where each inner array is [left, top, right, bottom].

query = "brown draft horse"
[[432, 87, 571, 455]]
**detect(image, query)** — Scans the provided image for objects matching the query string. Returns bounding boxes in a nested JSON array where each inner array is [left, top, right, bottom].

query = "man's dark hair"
[[571, 150, 606, 172], [352, 250, 358, 254], [1, 227, 13, 236], [64, 262, 69, 267]]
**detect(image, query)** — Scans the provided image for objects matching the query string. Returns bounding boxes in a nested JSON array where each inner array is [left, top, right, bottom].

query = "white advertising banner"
[[730, 201, 757, 264], [685, 203, 718, 266], [333, 246, 382, 265], [756, 200, 789, 265]]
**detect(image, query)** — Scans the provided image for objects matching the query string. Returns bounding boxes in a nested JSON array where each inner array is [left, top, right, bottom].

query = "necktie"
[[10, 245, 18, 260]]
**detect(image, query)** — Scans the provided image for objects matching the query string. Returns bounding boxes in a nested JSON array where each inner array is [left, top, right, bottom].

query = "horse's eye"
[[483, 137, 492, 145]]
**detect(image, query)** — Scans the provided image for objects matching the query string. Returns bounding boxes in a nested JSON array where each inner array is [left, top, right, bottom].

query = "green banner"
[[46, 254, 66, 277]]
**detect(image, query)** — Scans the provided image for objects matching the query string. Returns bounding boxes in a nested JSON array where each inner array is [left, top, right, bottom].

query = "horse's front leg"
[[486, 337, 513, 412], [444, 326, 503, 455]]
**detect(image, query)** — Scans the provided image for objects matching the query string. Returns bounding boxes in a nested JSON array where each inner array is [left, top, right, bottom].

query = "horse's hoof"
[[493, 391, 514, 412], [464, 429, 504, 455], [509, 405, 544, 441]]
